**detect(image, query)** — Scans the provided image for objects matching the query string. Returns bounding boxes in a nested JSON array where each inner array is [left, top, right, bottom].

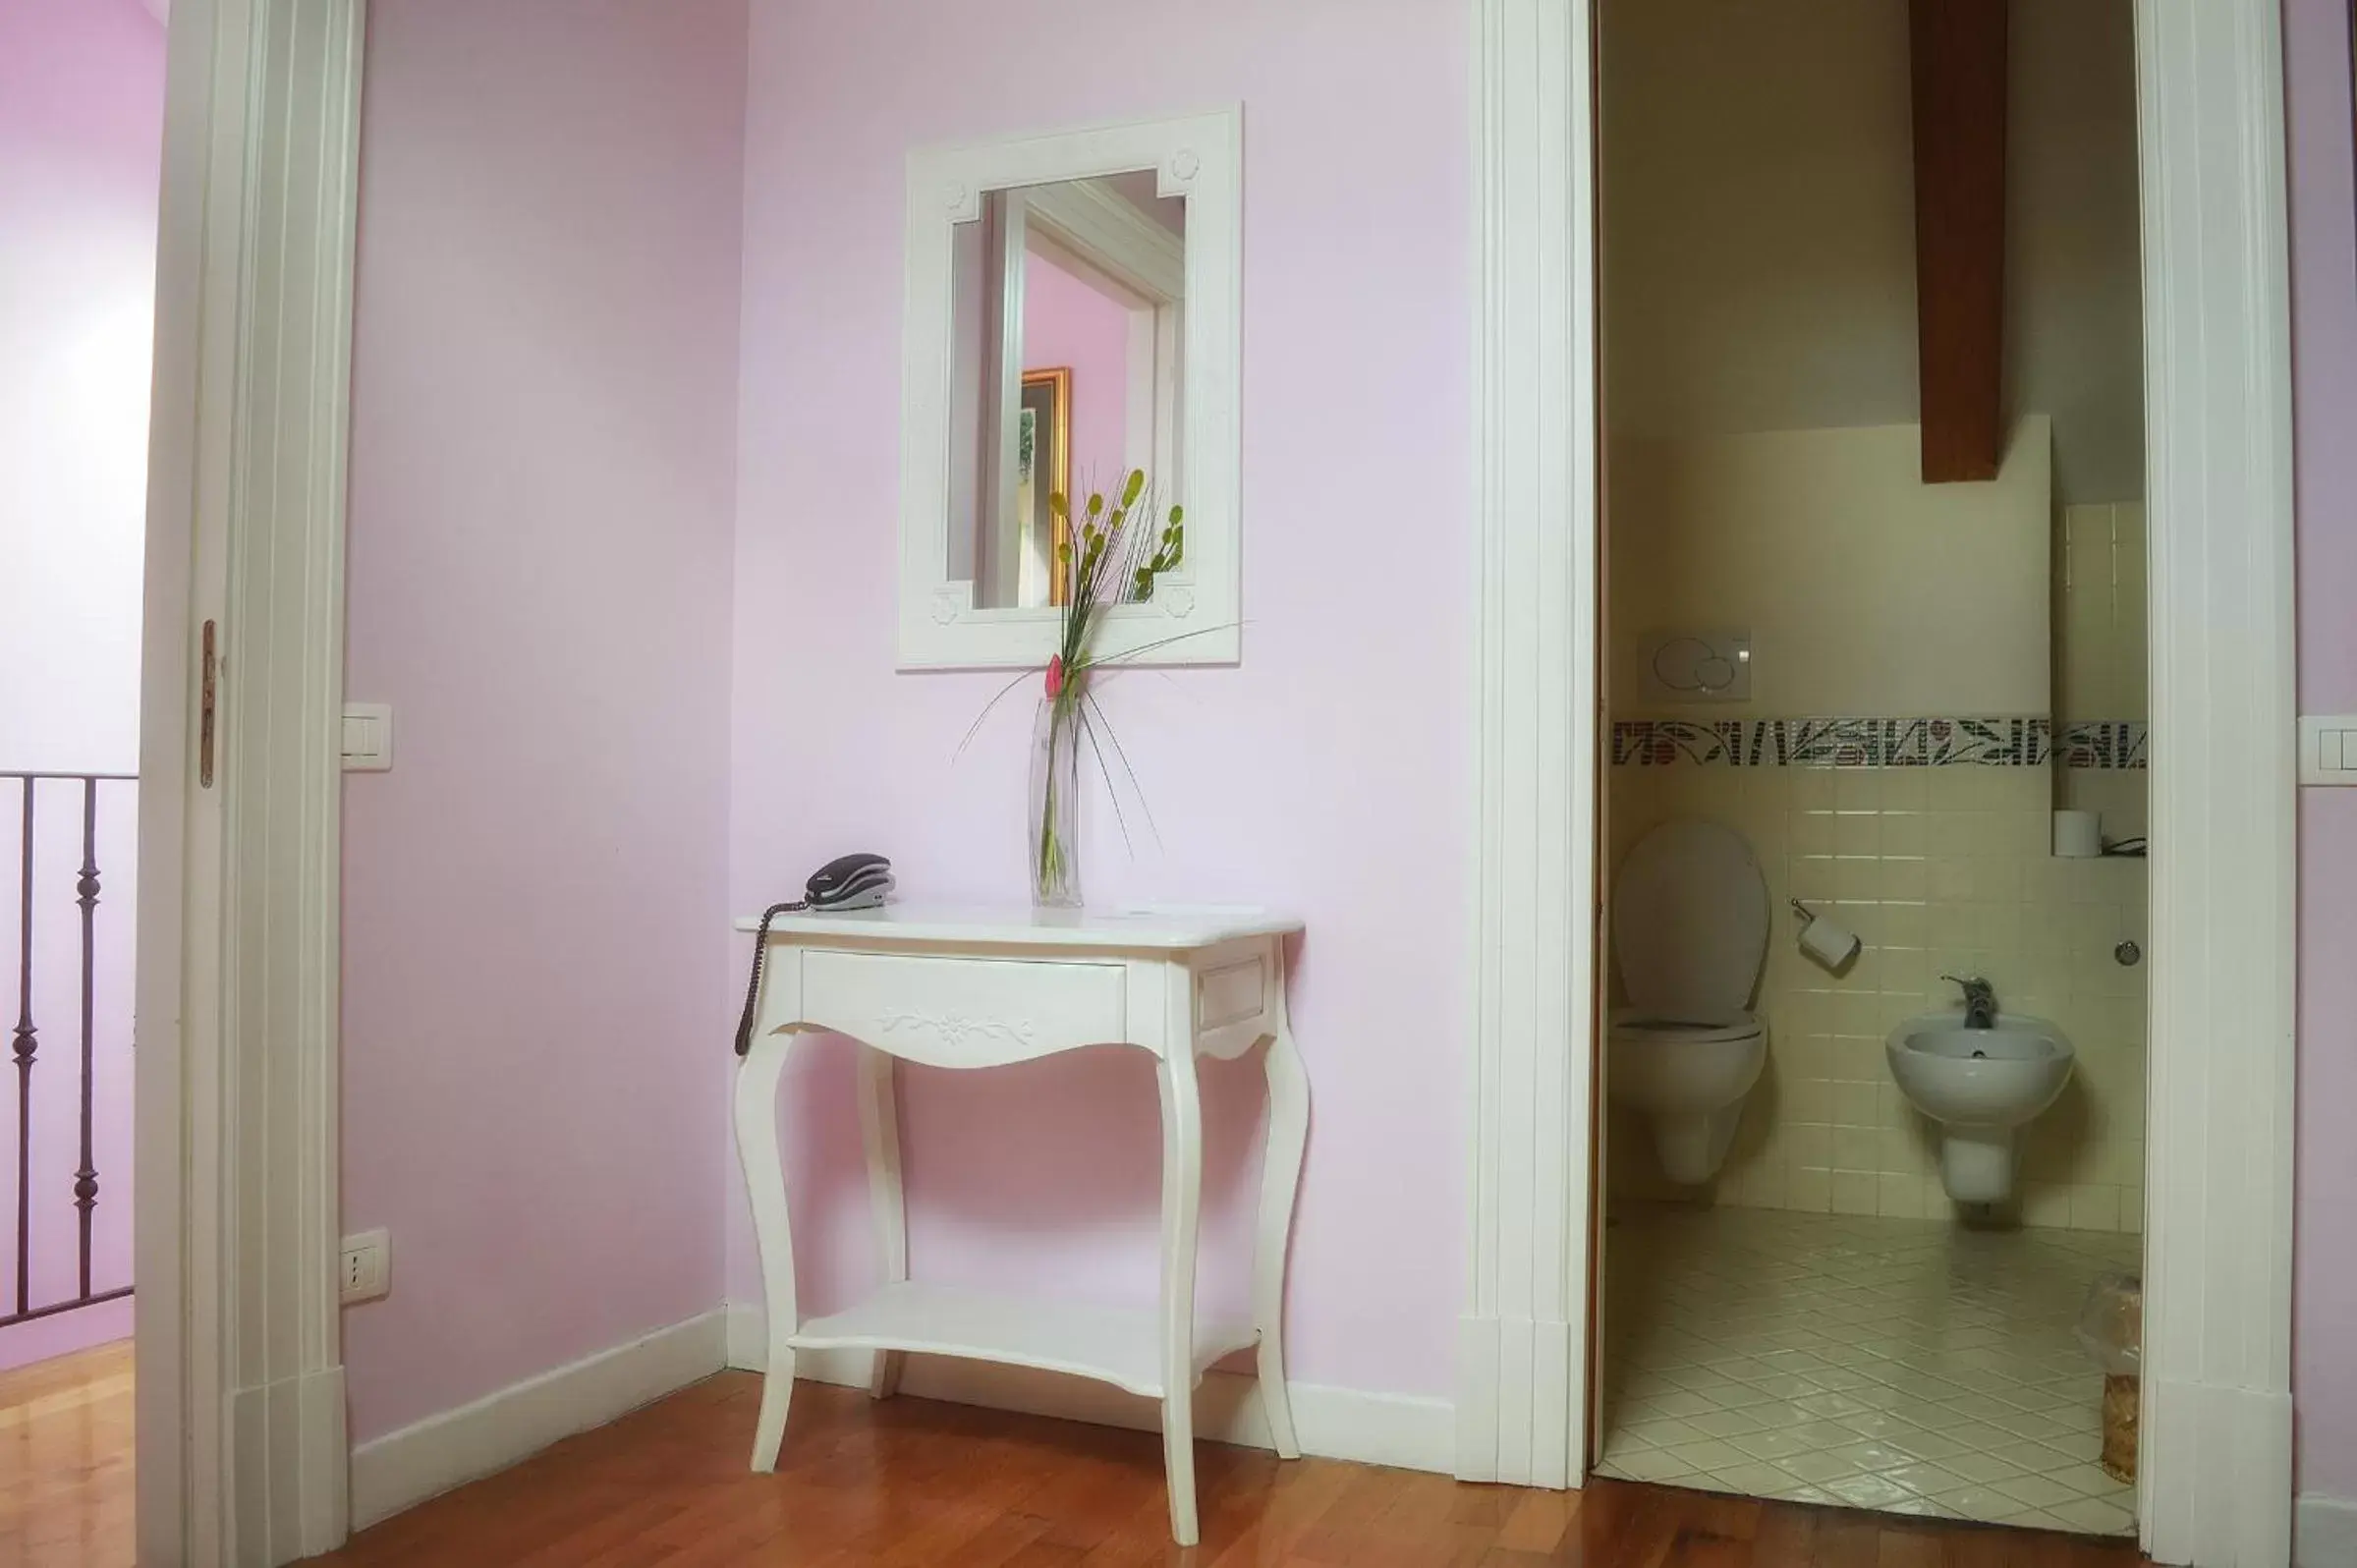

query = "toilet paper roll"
[[1799, 914, 1861, 971], [2054, 809, 2103, 859]]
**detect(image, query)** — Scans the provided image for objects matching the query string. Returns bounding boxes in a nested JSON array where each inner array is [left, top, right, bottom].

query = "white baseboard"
[[722, 1302, 1453, 1476], [350, 1309, 728, 1530], [2299, 1493, 2357, 1568]]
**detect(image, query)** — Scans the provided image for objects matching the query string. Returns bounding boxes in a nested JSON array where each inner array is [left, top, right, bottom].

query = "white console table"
[[730, 905, 1310, 1546]]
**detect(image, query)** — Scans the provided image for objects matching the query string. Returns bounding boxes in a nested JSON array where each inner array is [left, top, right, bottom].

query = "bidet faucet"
[[1940, 974, 1997, 1029]]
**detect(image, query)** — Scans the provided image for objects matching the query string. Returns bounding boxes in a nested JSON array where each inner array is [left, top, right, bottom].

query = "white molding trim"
[[2296, 1495, 2357, 1568], [2134, 2, 2300, 1564], [351, 1312, 731, 1531], [722, 1305, 1453, 1477], [139, 1, 365, 1562], [1024, 181, 1187, 305], [1460, 0, 1596, 1490], [897, 107, 1242, 669]]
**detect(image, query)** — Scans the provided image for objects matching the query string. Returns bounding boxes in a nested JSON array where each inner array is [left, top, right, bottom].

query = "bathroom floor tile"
[[2048, 1462, 2130, 1498], [1659, 1438, 1753, 1473], [1613, 1417, 1705, 1451], [1992, 1438, 2077, 1474], [1932, 1484, 2031, 1518], [1993, 1472, 2090, 1510], [1769, 1450, 1858, 1486], [1592, 1447, 1698, 1484], [2049, 1495, 2141, 1536], [1708, 1461, 1801, 1496], [1831, 1408, 1923, 1441], [1821, 1440, 1914, 1475], [1683, 1408, 1770, 1439], [1883, 1428, 1969, 1463], [1825, 1472, 1918, 1511], [1723, 1428, 1817, 1462], [1940, 1450, 2029, 1486], [1599, 1204, 2140, 1539], [1880, 1462, 1969, 1497]]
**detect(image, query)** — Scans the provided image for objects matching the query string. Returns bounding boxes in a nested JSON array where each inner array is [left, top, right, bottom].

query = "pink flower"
[[1045, 655, 1064, 700]]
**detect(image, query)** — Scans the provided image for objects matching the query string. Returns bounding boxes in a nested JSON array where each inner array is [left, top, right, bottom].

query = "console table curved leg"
[[1155, 1044, 1205, 1546], [857, 1044, 908, 1399], [1253, 1016, 1309, 1461], [733, 1029, 802, 1472]]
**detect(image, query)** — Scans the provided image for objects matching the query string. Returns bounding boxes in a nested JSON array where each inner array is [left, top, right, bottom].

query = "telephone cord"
[[734, 900, 807, 1056]]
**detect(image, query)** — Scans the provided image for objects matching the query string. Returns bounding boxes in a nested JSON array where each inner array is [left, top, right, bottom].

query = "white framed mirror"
[[897, 107, 1241, 669]]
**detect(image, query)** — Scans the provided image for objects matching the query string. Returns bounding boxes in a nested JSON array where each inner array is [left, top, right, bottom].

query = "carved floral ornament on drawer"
[[876, 1011, 1039, 1048]]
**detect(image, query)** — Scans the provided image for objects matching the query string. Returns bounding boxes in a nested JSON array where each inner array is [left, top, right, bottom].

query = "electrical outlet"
[[339, 1229, 389, 1305]]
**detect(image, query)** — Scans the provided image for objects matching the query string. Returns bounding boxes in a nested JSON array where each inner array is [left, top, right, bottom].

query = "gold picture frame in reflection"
[[1019, 366, 1073, 606]]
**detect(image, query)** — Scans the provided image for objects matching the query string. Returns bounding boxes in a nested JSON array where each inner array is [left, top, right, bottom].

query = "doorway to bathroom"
[[1592, 0, 2148, 1540]]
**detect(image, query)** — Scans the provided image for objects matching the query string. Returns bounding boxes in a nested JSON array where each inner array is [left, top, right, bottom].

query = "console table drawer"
[[800, 950, 1126, 1066]]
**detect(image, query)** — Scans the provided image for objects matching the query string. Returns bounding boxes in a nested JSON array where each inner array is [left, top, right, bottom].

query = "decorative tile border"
[[2053, 719, 2149, 770], [1610, 717, 2148, 769]]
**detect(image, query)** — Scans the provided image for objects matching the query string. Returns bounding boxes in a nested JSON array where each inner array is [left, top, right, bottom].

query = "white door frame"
[[137, 1, 365, 1562], [1461, 3, 2300, 1564]]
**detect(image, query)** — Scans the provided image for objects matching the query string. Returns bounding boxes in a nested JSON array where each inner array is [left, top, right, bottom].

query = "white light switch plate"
[[2300, 715, 2357, 785], [341, 702, 393, 771], [339, 1228, 389, 1304]]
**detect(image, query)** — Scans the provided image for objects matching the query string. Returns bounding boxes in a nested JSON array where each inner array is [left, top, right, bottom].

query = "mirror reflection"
[[949, 173, 1187, 609]]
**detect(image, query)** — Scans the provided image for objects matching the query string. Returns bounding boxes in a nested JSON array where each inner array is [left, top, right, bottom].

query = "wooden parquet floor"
[[0, 1351, 2155, 1564], [0, 1339, 135, 1568], [301, 1373, 2156, 1566]]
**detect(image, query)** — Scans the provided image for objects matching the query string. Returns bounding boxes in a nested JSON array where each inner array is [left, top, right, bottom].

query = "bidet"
[[1884, 1010, 2075, 1202]]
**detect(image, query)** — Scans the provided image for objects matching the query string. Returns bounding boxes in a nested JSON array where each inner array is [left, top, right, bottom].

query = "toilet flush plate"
[[1640, 630, 1753, 702]]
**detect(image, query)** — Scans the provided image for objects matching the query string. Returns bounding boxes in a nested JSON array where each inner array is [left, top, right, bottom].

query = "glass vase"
[[1029, 693, 1083, 908]]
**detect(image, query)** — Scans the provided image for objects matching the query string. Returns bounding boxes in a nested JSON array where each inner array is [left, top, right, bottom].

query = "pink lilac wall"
[[2287, 0, 2357, 1511], [728, 0, 1470, 1399], [337, 0, 748, 1442], [1023, 252, 1131, 492], [324, 0, 2357, 1489], [0, 0, 160, 1371]]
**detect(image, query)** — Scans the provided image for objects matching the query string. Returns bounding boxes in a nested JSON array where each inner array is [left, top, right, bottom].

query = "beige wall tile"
[[1831, 1171, 1880, 1216], [1606, 758, 2149, 1235]]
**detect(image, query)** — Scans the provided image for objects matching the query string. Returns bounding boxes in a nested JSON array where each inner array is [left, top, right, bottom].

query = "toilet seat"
[[1609, 1007, 1764, 1046], [1612, 819, 1768, 1025], [1605, 819, 1773, 1185]]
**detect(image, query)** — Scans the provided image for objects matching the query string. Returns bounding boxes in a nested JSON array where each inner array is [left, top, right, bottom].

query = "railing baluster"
[[0, 772, 136, 1332], [13, 777, 35, 1319], [75, 779, 99, 1299]]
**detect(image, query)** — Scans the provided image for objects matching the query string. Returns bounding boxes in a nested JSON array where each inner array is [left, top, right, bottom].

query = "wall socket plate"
[[339, 1228, 389, 1304]]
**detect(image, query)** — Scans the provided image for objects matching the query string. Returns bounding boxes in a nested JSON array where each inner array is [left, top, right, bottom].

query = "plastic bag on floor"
[[2079, 1272, 2143, 1483], [2076, 1272, 2142, 1374]]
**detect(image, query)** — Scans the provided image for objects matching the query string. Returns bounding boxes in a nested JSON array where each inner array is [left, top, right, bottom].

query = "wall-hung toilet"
[[1607, 819, 1770, 1185]]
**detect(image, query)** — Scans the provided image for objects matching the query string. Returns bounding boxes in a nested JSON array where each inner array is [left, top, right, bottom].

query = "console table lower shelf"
[[791, 1281, 1261, 1399], [731, 905, 1311, 1546]]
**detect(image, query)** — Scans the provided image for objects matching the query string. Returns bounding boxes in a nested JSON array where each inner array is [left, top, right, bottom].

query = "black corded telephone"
[[733, 854, 893, 1055]]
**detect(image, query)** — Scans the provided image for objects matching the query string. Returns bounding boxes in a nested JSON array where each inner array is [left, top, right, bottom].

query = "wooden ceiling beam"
[[1909, 0, 2010, 482]]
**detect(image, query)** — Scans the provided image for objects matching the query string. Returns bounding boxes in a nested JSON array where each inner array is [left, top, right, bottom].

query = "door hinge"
[[199, 619, 217, 789]]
